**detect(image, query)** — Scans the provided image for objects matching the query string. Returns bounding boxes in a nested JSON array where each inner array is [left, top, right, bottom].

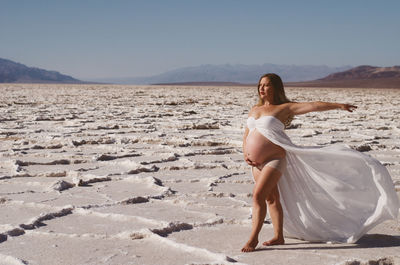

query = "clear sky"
[[1, 0, 399, 80]]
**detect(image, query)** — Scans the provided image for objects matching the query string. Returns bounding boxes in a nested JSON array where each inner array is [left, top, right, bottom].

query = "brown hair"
[[257, 73, 290, 105], [256, 73, 293, 127]]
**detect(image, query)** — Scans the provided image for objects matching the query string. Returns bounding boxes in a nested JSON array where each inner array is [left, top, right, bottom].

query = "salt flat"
[[0, 84, 399, 265]]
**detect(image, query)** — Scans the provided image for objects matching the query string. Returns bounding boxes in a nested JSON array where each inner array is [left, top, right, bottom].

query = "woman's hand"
[[340, 104, 357, 112], [244, 154, 259, 167]]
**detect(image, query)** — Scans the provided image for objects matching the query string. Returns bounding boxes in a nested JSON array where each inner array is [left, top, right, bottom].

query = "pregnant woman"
[[241, 73, 399, 252]]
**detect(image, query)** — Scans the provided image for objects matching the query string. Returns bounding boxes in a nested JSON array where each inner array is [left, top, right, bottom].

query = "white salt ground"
[[0, 84, 399, 265]]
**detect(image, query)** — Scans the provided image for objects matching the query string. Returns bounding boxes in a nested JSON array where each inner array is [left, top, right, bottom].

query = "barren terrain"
[[0, 84, 399, 265]]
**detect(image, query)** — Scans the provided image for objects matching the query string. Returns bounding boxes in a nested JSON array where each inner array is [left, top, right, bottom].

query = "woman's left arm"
[[287, 101, 357, 115]]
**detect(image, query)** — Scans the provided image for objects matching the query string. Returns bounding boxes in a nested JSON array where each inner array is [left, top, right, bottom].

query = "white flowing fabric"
[[247, 115, 399, 243]]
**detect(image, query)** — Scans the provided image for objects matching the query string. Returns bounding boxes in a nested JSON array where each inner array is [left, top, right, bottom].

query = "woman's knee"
[[266, 189, 280, 205], [266, 195, 279, 205], [253, 191, 267, 205]]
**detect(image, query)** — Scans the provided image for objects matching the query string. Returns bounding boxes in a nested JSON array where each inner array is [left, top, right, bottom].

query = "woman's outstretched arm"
[[287, 101, 357, 115]]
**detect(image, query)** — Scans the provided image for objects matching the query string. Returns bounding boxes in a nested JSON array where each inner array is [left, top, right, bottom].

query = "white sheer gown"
[[246, 115, 399, 243]]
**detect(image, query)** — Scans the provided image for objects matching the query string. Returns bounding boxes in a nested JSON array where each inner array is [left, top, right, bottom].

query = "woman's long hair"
[[256, 73, 293, 127]]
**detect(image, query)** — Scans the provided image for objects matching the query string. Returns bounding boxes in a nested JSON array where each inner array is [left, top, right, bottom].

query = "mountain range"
[[95, 64, 353, 84], [1, 57, 399, 88], [0, 58, 81, 83], [286, 65, 400, 88]]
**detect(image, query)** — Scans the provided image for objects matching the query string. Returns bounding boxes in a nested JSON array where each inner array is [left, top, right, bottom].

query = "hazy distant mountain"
[[95, 63, 352, 84], [0, 58, 82, 83], [319, 65, 400, 80], [286, 65, 400, 88]]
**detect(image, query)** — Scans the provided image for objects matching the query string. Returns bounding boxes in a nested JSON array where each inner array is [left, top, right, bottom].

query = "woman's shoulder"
[[280, 101, 297, 107], [278, 101, 300, 113], [248, 105, 259, 116]]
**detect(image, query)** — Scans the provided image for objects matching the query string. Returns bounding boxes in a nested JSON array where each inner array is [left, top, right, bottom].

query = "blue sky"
[[1, 0, 399, 80]]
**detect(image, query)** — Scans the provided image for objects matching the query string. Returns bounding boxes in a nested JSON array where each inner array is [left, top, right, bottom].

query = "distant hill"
[[0, 58, 82, 83], [153, 81, 245, 86], [94, 63, 352, 84], [320, 65, 400, 80], [286, 65, 400, 88]]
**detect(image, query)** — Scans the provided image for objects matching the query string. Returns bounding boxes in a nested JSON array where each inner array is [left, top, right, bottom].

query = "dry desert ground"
[[0, 84, 399, 265]]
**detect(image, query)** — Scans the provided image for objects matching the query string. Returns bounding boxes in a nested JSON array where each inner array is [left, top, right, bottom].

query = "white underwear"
[[257, 158, 287, 173]]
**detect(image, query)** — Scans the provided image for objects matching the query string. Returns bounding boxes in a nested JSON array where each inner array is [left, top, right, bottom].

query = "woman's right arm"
[[243, 107, 258, 166], [242, 127, 249, 157], [243, 127, 257, 166], [243, 106, 254, 158]]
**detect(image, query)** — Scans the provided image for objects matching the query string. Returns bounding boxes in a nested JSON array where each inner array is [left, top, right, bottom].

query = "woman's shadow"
[[257, 234, 400, 251]]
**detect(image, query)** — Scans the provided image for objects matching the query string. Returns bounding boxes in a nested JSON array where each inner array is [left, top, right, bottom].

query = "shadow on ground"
[[256, 234, 400, 251]]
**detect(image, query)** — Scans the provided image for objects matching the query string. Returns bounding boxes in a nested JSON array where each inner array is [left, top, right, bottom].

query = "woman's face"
[[258, 77, 274, 101]]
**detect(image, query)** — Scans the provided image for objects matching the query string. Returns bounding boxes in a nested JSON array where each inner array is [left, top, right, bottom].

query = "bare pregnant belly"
[[245, 129, 286, 165]]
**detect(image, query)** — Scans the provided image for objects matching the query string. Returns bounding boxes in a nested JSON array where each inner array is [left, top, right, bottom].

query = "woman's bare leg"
[[263, 186, 285, 246], [241, 166, 282, 252]]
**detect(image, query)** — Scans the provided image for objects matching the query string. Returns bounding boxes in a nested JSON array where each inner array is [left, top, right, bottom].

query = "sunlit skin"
[[241, 76, 357, 252], [244, 78, 286, 169]]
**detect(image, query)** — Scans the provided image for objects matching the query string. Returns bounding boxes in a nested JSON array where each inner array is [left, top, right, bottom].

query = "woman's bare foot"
[[241, 239, 259, 252], [262, 237, 284, 246]]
